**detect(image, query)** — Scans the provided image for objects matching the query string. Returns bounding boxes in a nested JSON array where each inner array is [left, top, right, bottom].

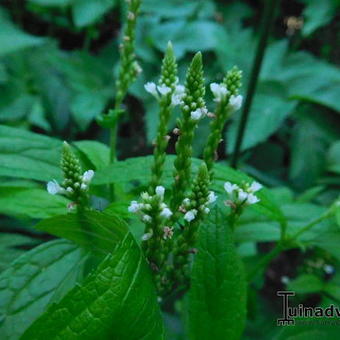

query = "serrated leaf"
[[22, 230, 165, 339], [188, 207, 247, 340], [35, 210, 128, 255], [0, 240, 86, 340]]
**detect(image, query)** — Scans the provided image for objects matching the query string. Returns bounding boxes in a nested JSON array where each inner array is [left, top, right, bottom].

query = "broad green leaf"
[[74, 140, 110, 170], [93, 155, 285, 222], [0, 125, 61, 182], [35, 210, 128, 255], [0, 21, 45, 56], [0, 240, 86, 340], [0, 187, 69, 219], [188, 207, 247, 340], [23, 230, 165, 339], [327, 140, 340, 174], [287, 274, 324, 294], [72, 0, 116, 28], [28, 0, 72, 6], [0, 234, 39, 272], [70, 92, 107, 131]]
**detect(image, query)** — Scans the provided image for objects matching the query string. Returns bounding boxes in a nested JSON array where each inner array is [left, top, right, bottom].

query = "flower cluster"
[[210, 82, 243, 111], [47, 170, 94, 196], [145, 82, 185, 107], [224, 181, 262, 206], [128, 185, 173, 240], [180, 190, 217, 222], [46, 142, 94, 210]]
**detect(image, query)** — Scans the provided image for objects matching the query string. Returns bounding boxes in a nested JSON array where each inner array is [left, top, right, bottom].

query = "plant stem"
[[230, 0, 280, 168]]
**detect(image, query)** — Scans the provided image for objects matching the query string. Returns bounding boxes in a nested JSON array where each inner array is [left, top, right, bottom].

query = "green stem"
[[230, 0, 280, 168]]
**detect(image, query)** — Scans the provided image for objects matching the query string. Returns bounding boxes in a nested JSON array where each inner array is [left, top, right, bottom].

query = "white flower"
[[66, 187, 74, 193], [144, 82, 158, 97], [80, 183, 87, 190], [171, 85, 185, 106], [128, 201, 141, 213], [82, 170, 94, 183], [160, 203, 167, 209], [155, 185, 165, 197], [324, 264, 335, 275], [246, 193, 260, 205], [182, 198, 190, 206], [207, 191, 217, 204], [144, 203, 152, 211], [204, 207, 210, 214], [210, 82, 229, 102], [281, 276, 290, 284], [248, 181, 262, 193], [237, 189, 248, 202], [141, 232, 153, 241], [157, 84, 171, 95], [190, 107, 208, 120], [184, 209, 197, 222], [163, 226, 174, 240], [47, 180, 63, 195], [142, 214, 152, 223], [141, 192, 150, 200], [160, 207, 172, 218], [224, 182, 238, 194], [228, 94, 243, 111]]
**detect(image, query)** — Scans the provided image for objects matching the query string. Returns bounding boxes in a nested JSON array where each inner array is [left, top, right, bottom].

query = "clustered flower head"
[[224, 181, 262, 207], [145, 81, 185, 107], [209, 82, 243, 112], [181, 190, 217, 223], [46, 142, 94, 210], [128, 185, 174, 240]]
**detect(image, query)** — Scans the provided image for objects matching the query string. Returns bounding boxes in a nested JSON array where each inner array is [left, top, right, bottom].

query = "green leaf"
[[0, 20, 45, 56], [22, 229, 165, 339], [327, 140, 340, 174], [28, 0, 73, 6], [0, 234, 39, 273], [0, 125, 62, 182], [35, 210, 128, 255], [287, 274, 324, 294], [0, 240, 86, 340], [72, 0, 116, 28], [70, 92, 107, 131], [74, 140, 110, 170], [0, 187, 69, 219], [188, 207, 247, 340]]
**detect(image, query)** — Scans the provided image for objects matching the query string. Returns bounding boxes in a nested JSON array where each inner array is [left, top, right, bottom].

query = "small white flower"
[[128, 200, 141, 213], [182, 198, 190, 206], [237, 189, 248, 202], [142, 214, 152, 223], [246, 193, 260, 205], [224, 182, 238, 194], [160, 207, 172, 218], [171, 94, 183, 106], [155, 185, 165, 197], [210, 82, 229, 102], [66, 187, 74, 193], [204, 207, 210, 214], [47, 180, 63, 195], [281, 276, 290, 285], [144, 82, 158, 97], [157, 84, 171, 96], [207, 191, 217, 204], [141, 192, 150, 200], [248, 181, 262, 193], [190, 107, 208, 120], [324, 264, 335, 275], [82, 170, 94, 183], [184, 209, 197, 222], [228, 94, 243, 111], [80, 183, 87, 190], [141, 232, 153, 241], [163, 226, 174, 240], [144, 203, 152, 211], [160, 203, 167, 209]]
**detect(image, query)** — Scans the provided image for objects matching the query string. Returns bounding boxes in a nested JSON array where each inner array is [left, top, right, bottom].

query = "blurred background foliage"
[[0, 0, 339, 339]]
